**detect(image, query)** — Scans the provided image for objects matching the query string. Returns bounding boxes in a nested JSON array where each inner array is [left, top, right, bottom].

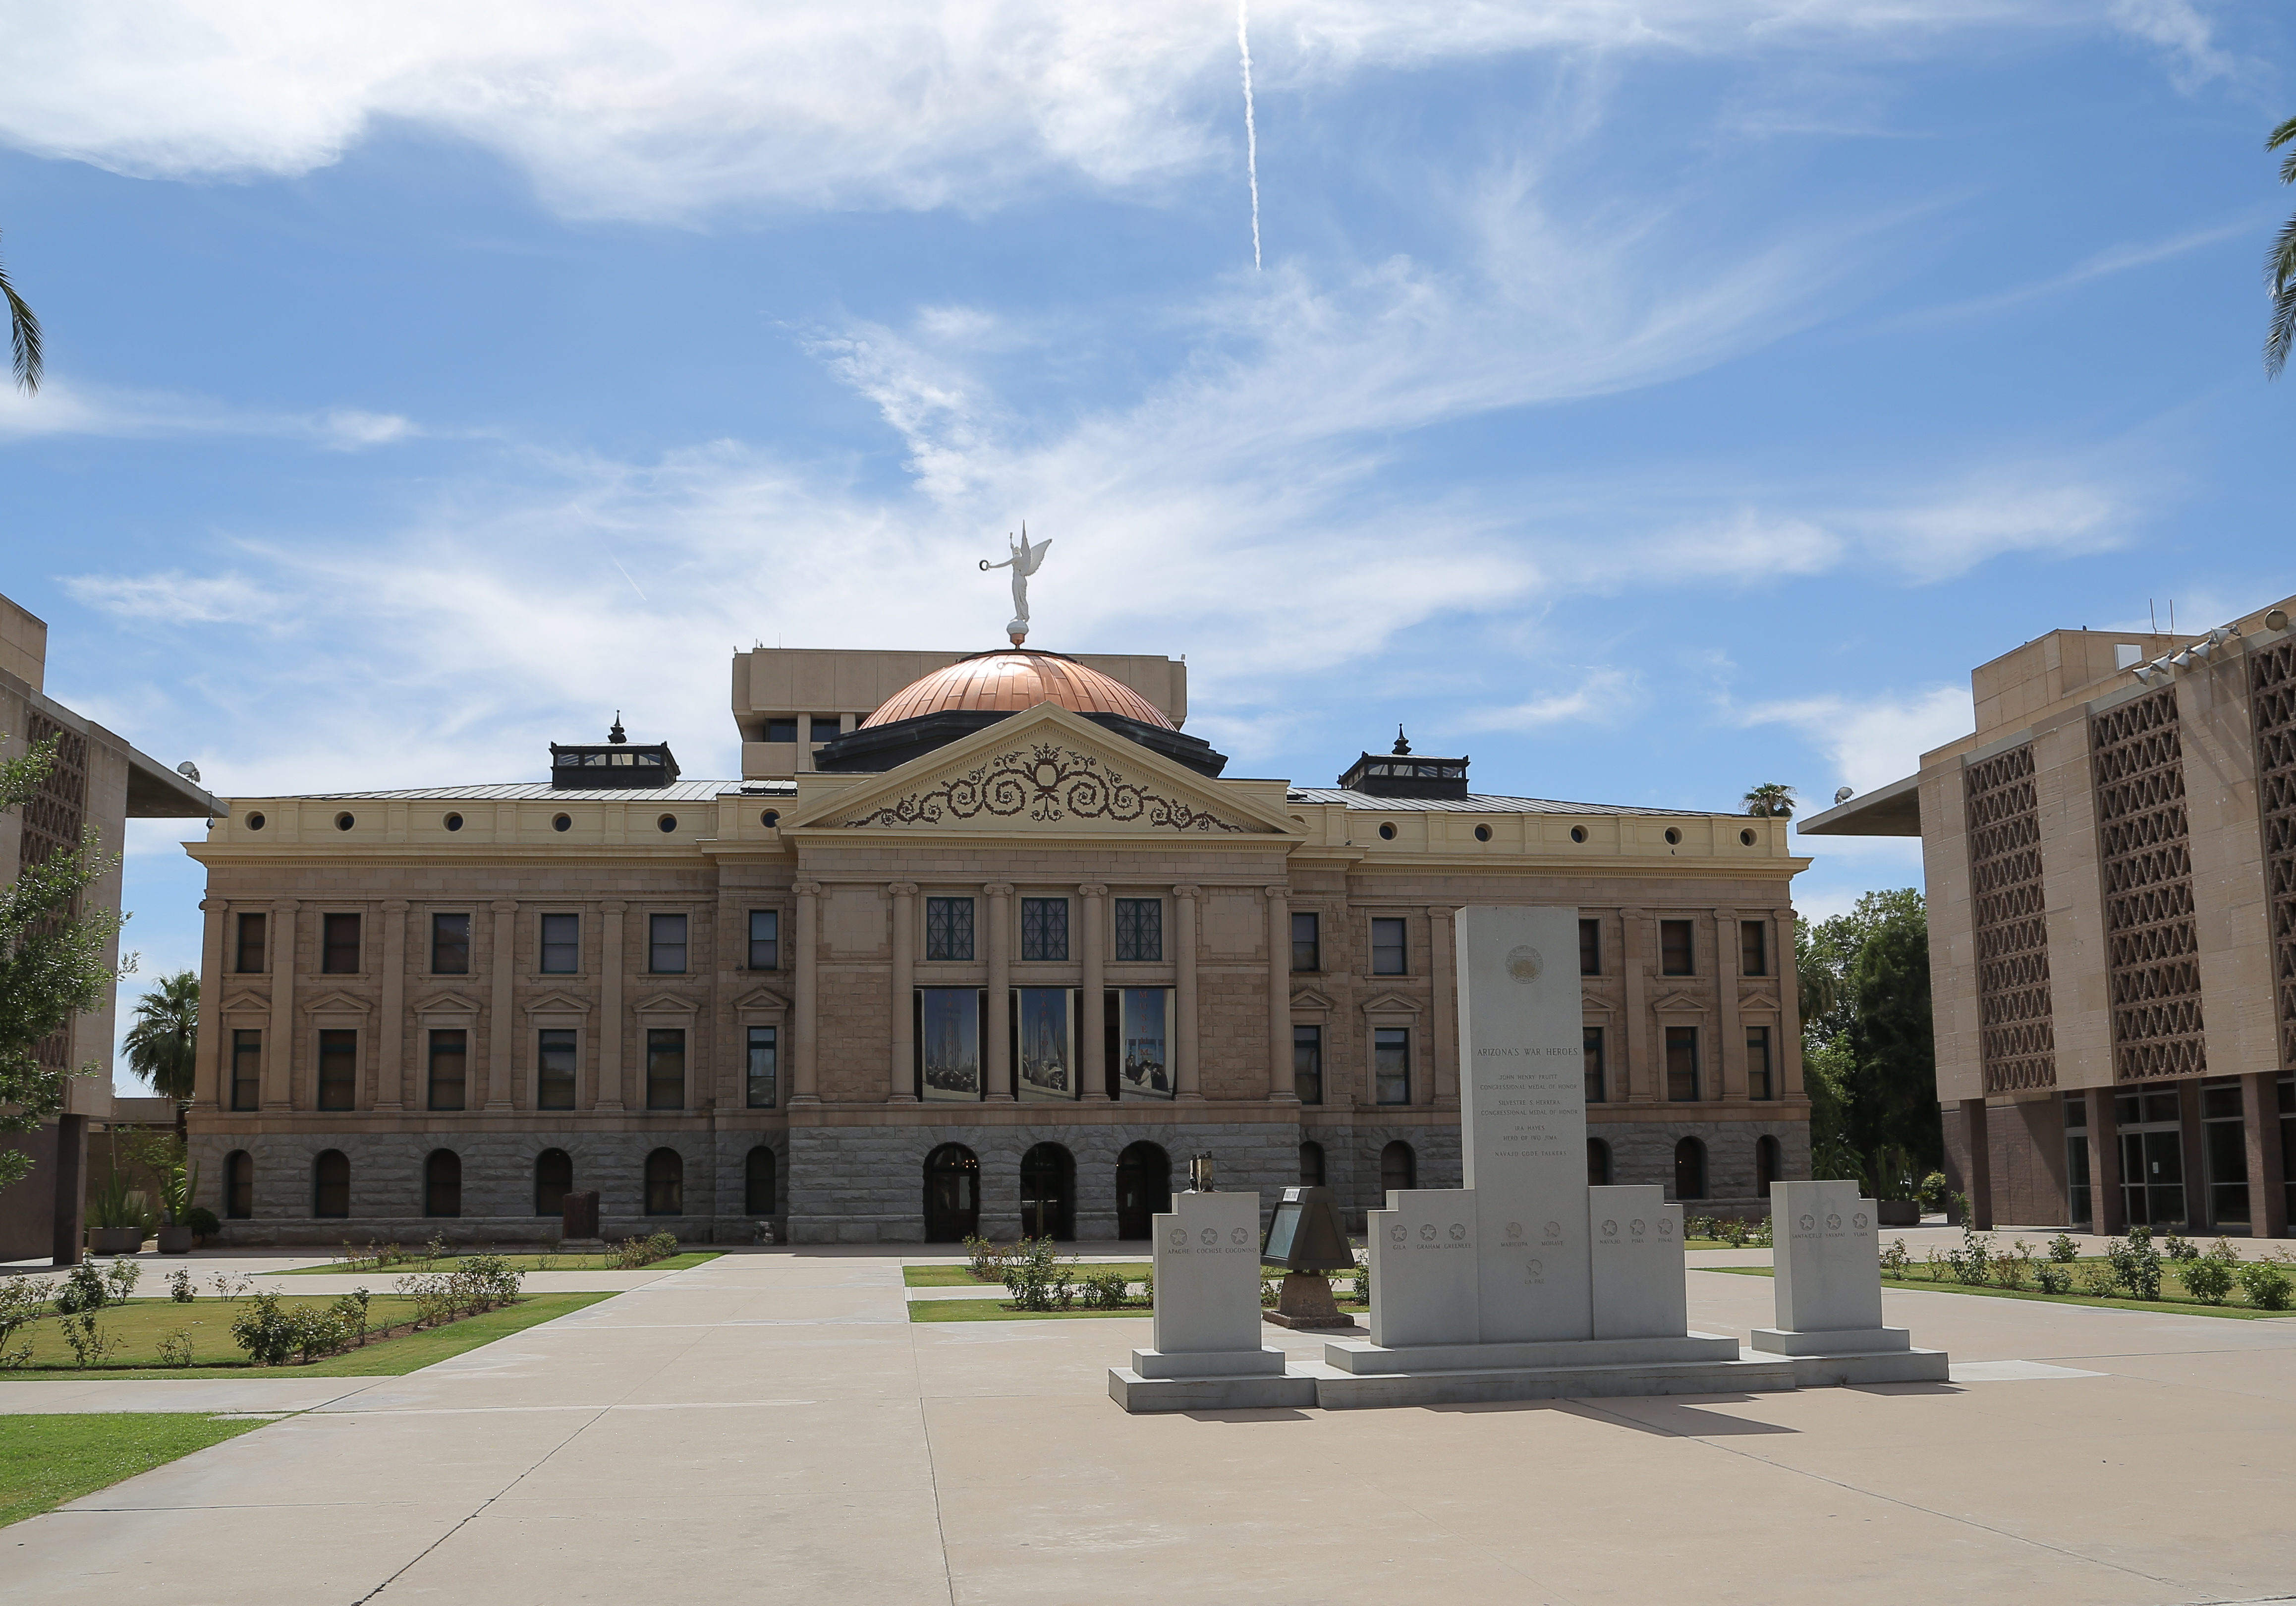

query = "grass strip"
[[1699, 1264, 2296, 1320], [0, 1414, 269, 1528], [268, 1251, 718, 1276], [909, 1299, 1157, 1322], [902, 1261, 1152, 1288]]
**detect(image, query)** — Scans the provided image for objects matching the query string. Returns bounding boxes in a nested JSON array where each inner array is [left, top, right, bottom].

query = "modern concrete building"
[[185, 641, 1813, 1244], [1801, 593, 2296, 1235], [0, 591, 223, 1262]]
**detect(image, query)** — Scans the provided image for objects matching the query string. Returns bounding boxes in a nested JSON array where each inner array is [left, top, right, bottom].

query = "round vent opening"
[[553, 813, 572, 833], [334, 812, 355, 831], [246, 811, 266, 831], [445, 813, 463, 832], [1569, 825, 1587, 844], [1377, 822, 1397, 840]]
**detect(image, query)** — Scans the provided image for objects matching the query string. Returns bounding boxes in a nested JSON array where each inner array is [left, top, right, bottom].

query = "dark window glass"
[[313, 1150, 350, 1218], [1740, 919, 1768, 977], [1291, 912, 1320, 972], [1114, 898, 1162, 962], [926, 897, 975, 962], [649, 913, 688, 974], [745, 1145, 777, 1215], [1660, 920, 1694, 975], [746, 1026, 777, 1109], [1293, 1025, 1323, 1104], [809, 715, 841, 744], [766, 716, 799, 743], [1674, 1137, 1707, 1200], [535, 1149, 573, 1217], [235, 912, 267, 974], [1380, 1141, 1415, 1194], [1587, 1138, 1611, 1186], [1375, 1027, 1411, 1105], [323, 912, 361, 974], [748, 909, 779, 970], [645, 1147, 684, 1215], [225, 1150, 253, 1218], [2065, 1090, 2088, 1129], [428, 1029, 468, 1111], [540, 913, 579, 974], [1584, 1027, 1606, 1104], [1746, 1027, 1773, 1100], [431, 912, 471, 975], [424, 1149, 461, 1218], [1371, 917, 1407, 975], [1666, 1026, 1699, 1101], [317, 1029, 357, 1111], [647, 1028, 686, 1110], [1299, 1141, 1326, 1187], [230, 1029, 262, 1111], [1579, 918, 1600, 976], [1755, 1135, 1782, 1193], [537, 1029, 577, 1110], [1020, 897, 1069, 962]]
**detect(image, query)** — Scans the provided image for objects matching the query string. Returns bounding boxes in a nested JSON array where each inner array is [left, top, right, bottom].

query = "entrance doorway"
[[1019, 1143, 1074, 1240], [2117, 1089, 2187, 1228], [923, 1144, 980, 1242], [1115, 1142, 1170, 1239]]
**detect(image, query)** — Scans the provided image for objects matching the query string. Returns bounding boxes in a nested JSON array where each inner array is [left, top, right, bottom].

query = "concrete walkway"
[[8, 1251, 2296, 1603]]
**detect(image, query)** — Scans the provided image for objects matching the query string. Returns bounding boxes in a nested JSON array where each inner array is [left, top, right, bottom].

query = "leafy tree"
[[1796, 890, 1939, 1187], [0, 735, 129, 1192], [0, 229, 38, 394], [1742, 782, 1795, 818], [2269, 114, 2296, 378], [123, 970, 199, 1102]]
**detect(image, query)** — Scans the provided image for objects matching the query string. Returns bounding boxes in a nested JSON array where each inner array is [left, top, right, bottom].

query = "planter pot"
[[156, 1225, 194, 1254], [88, 1227, 145, 1255], [1876, 1200, 1921, 1227]]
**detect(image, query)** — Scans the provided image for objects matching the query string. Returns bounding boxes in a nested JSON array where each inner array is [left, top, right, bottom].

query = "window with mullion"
[[1579, 918, 1601, 976], [649, 913, 688, 975], [1584, 1026, 1606, 1103], [540, 913, 579, 974], [431, 912, 471, 975], [1660, 919, 1695, 975], [317, 1030, 357, 1110], [537, 1029, 577, 1110], [748, 909, 779, 970], [746, 1026, 778, 1108], [1114, 898, 1161, 962], [1666, 1026, 1699, 1101], [1020, 897, 1069, 962], [1374, 1027, 1411, 1104], [230, 1029, 262, 1111], [1371, 917, 1407, 976], [235, 912, 267, 974], [1292, 1025, 1323, 1104], [1290, 912, 1320, 973], [647, 1028, 687, 1110], [926, 897, 975, 962], [322, 912, 362, 974], [428, 1029, 468, 1111], [1746, 1026, 1773, 1100]]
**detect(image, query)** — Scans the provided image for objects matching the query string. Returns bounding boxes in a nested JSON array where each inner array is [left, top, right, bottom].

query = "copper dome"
[[861, 651, 1175, 731]]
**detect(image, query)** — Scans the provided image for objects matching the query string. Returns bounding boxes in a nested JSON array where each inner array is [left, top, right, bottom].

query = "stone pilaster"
[[888, 882, 917, 1102], [1079, 882, 1108, 1100], [792, 881, 820, 1103], [378, 899, 407, 1109], [1174, 885, 1201, 1100], [266, 899, 298, 1110], [487, 899, 516, 1109], [1266, 884, 1296, 1101], [984, 882, 1014, 1100], [597, 900, 625, 1111], [195, 897, 227, 1111]]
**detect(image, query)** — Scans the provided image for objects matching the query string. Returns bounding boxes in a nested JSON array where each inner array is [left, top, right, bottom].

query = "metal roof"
[[283, 781, 778, 803], [1283, 788, 1708, 817]]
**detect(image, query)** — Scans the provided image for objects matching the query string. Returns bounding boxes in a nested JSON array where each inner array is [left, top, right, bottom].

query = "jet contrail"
[[1239, 0, 1260, 270]]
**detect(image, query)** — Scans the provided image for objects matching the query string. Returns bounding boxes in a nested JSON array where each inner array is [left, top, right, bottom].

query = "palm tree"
[[0, 229, 39, 394], [123, 971, 199, 1102], [1742, 782, 1796, 818], [2269, 115, 2296, 378]]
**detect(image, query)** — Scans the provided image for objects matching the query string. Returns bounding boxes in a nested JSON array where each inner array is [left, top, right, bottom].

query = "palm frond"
[[2268, 213, 2296, 378], [2271, 113, 2296, 154], [0, 238, 40, 396]]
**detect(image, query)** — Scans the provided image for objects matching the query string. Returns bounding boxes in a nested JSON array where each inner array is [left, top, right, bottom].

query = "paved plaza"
[[5, 1242, 2296, 1604]]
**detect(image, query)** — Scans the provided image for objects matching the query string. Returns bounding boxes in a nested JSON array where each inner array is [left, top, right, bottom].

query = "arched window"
[[924, 1144, 980, 1242], [745, 1145, 777, 1216], [1587, 1137, 1611, 1187], [1673, 1137, 1707, 1202], [1019, 1143, 1075, 1240], [1115, 1142, 1170, 1239], [312, 1150, 349, 1219], [644, 1148, 684, 1216], [1755, 1135, 1782, 1195], [1299, 1140, 1326, 1187], [1380, 1140, 1416, 1197], [225, 1150, 254, 1219], [424, 1149, 462, 1218], [534, 1149, 573, 1218]]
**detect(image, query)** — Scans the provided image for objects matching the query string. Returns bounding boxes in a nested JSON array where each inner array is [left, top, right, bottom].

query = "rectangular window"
[[1374, 1027, 1411, 1105], [431, 912, 471, 975], [1746, 1026, 1773, 1100], [1117, 988, 1172, 1099], [235, 912, 267, 974], [1114, 898, 1162, 962], [1579, 918, 1600, 976], [1371, 917, 1407, 976], [926, 897, 975, 962], [809, 715, 841, 744], [1291, 912, 1320, 973], [919, 988, 983, 1101], [2203, 1083, 2249, 1226], [1584, 1026, 1606, 1104], [746, 1026, 778, 1109], [428, 1029, 468, 1111], [1666, 1026, 1699, 1101], [317, 1029, 357, 1110], [1293, 1025, 1323, 1105], [1660, 919, 1694, 976], [1740, 919, 1768, 977], [230, 1029, 262, 1111], [765, 716, 799, 744], [1020, 897, 1069, 962], [537, 1029, 577, 1110], [1015, 987, 1074, 1099], [647, 1028, 686, 1110], [322, 912, 361, 974], [540, 913, 579, 974], [649, 913, 688, 974], [748, 909, 779, 970], [2066, 1092, 2093, 1229]]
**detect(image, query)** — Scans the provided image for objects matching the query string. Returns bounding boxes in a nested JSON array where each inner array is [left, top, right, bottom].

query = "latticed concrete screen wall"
[[21, 711, 88, 1074], [2091, 688, 2207, 1080], [2251, 639, 2296, 1070], [1964, 743, 2056, 1092]]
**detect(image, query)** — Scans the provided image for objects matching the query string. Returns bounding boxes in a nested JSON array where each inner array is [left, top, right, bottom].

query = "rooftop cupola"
[[1339, 726, 1469, 799], [550, 716, 681, 789]]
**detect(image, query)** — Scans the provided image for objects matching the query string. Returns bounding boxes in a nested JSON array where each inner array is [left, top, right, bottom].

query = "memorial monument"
[[1107, 1185, 1316, 1412], [1751, 1179, 1948, 1384]]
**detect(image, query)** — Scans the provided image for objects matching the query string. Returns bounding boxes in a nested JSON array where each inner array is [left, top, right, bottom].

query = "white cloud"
[[1739, 684, 1970, 794], [0, 379, 417, 448], [61, 571, 286, 626], [1461, 668, 1638, 732], [1858, 482, 2125, 582], [2107, 0, 2237, 88]]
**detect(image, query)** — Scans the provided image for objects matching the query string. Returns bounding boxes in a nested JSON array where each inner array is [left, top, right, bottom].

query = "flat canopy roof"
[[1794, 771, 1920, 837]]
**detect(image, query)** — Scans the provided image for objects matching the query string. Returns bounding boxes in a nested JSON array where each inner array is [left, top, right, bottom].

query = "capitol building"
[[186, 622, 1813, 1243]]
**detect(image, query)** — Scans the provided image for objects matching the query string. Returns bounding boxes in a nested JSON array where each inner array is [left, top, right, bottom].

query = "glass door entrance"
[[2117, 1089, 2187, 1228]]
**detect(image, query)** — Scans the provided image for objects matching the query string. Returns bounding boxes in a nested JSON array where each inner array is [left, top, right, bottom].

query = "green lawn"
[[1, 1292, 613, 1377], [909, 1298, 1157, 1322], [268, 1250, 718, 1276], [1701, 1263, 2296, 1320], [903, 1261, 1151, 1288], [0, 1414, 270, 1528]]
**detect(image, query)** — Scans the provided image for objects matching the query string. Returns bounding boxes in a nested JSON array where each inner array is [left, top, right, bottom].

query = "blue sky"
[[1, 3, 2291, 1090]]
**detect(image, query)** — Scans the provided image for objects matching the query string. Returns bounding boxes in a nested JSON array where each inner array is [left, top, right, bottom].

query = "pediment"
[[1581, 990, 1614, 1018], [522, 991, 591, 1016], [1359, 991, 1423, 1016], [784, 703, 1297, 839], [1289, 987, 1338, 1011], [220, 991, 268, 1017], [411, 989, 480, 1017], [302, 990, 373, 1016], [632, 991, 700, 1016], [735, 984, 790, 1013], [1649, 990, 1708, 1016]]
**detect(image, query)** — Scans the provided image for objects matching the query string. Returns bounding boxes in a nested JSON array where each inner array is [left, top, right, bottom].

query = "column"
[[1714, 909, 1743, 1100], [487, 899, 517, 1109], [50, 1113, 86, 1267], [1266, 885, 1296, 1101], [378, 900, 407, 1109], [1773, 908, 1804, 1100], [1079, 883, 1108, 1100], [266, 900, 298, 1110], [1427, 904, 1456, 1107], [984, 882, 1014, 1100], [2086, 1086, 2125, 1235], [1619, 906, 1649, 1102], [888, 882, 918, 1102], [597, 900, 625, 1111], [791, 881, 820, 1103], [1174, 885, 1201, 1100], [1960, 1096, 1994, 1230], [194, 898, 227, 1111], [2242, 1071, 2289, 1239]]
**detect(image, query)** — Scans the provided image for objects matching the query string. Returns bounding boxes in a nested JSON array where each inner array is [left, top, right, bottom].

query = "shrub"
[[1992, 1241, 2034, 1291], [1261, 1279, 1280, 1309], [962, 1235, 1007, 1282], [0, 1278, 54, 1347], [2237, 1258, 2294, 1311], [158, 1328, 196, 1368], [210, 1271, 251, 1303], [2108, 1227, 2164, 1301], [2035, 1262, 2072, 1295], [56, 1261, 112, 1315], [1948, 1225, 1994, 1286], [232, 1291, 301, 1365], [1879, 1239, 1910, 1279], [2077, 1262, 2120, 1297], [1924, 1247, 1949, 1282], [2180, 1256, 2235, 1306], [1745, 1217, 1774, 1249], [331, 1290, 372, 1345], [103, 1259, 141, 1302], [1917, 1171, 1950, 1212], [182, 1206, 220, 1239], [2047, 1234, 2079, 1263], [1140, 1271, 1153, 1307], [62, 1313, 118, 1368], [292, 1309, 350, 1362], [168, 1267, 196, 1303], [1000, 1237, 1076, 1312], [2161, 1233, 2199, 1262], [395, 1274, 456, 1329], [1080, 1271, 1130, 1310]]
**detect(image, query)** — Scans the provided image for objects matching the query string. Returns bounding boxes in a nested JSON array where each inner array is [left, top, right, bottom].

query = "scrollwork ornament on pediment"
[[843, 742, 1247, 834]]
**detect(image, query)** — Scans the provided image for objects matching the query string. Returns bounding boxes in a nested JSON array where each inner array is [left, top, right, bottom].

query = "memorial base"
[[1751, 1328, 1949, 1385], [1109, 1347, 1317, 1412], [1749, 1325, 1910, 1357], [1309, 1331, 1793, 1409], [1264, 1272, 1356, 1330]]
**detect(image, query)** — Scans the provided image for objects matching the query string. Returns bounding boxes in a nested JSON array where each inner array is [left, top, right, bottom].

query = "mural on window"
[[919, 988, 982, 1102], [1015, 987, 1074, 1101], [1118, 987, 1173, 1099]]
